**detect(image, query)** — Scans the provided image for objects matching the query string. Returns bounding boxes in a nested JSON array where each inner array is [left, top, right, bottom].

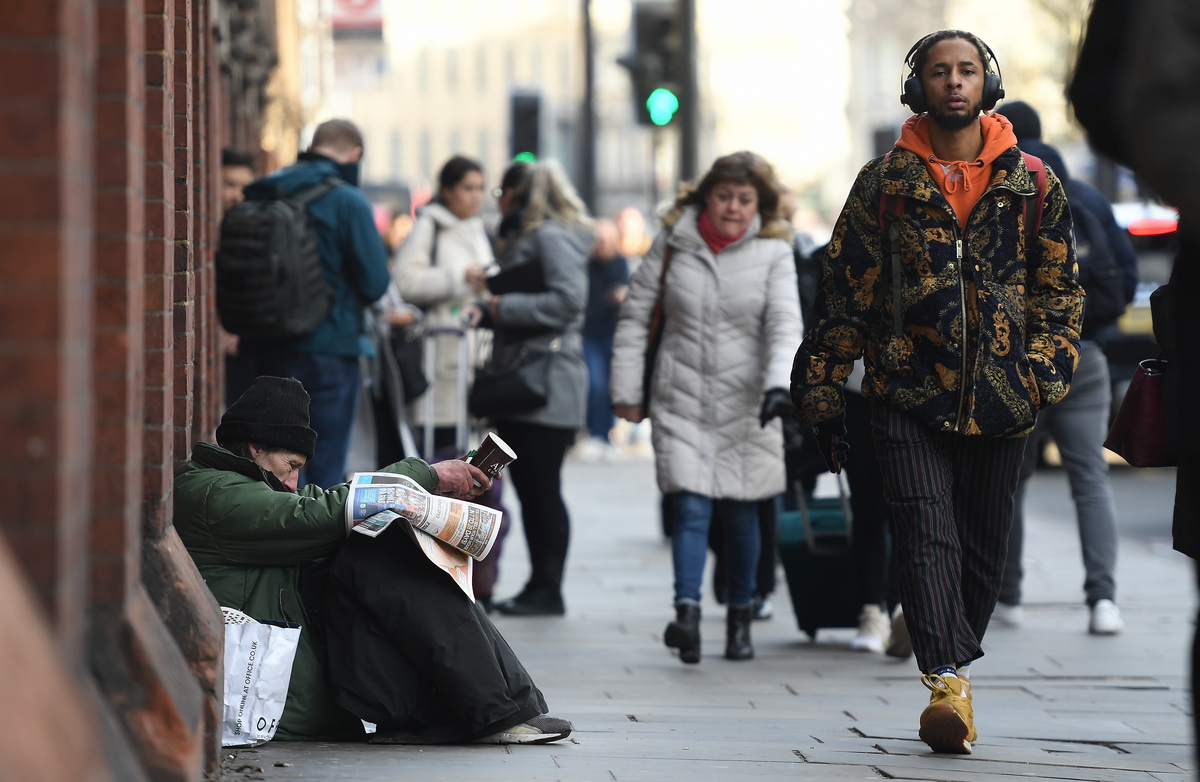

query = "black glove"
[[759, 387, 793, 428], [813, 416, 849, 474]]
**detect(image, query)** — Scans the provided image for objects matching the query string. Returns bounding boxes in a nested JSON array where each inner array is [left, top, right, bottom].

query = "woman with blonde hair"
[[467, 159, 593, 616], [611, 151, 802, 662]]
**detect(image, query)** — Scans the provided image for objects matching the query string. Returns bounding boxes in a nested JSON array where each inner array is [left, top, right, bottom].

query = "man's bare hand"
[[432, 459, 492, 499]]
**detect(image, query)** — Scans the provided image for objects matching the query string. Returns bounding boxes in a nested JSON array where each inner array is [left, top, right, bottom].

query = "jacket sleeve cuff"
[[379, 458, 442, 493]]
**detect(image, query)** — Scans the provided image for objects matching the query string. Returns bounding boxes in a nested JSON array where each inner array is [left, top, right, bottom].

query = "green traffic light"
[[646, 88, 679, 126], [512, 151, 538, 163]]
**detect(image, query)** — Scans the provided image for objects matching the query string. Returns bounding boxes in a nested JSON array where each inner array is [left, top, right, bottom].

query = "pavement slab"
[[236, 456, 1193, 781]]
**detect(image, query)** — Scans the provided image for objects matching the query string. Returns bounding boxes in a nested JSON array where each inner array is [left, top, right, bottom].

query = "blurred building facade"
[[0, 0, 302, 779]]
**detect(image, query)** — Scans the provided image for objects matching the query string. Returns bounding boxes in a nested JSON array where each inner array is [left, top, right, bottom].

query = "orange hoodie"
[[895, 113, 1018, 230]]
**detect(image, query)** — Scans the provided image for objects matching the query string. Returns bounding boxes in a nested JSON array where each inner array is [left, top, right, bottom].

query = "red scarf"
[[698, 210, 745, 254]]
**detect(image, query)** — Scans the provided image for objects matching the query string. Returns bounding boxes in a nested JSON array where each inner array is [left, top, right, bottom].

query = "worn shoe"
[[850, 604, 889, 653], [886, 604, 913, 659], [493, 588, 565, 616], [664, 603, 701, 664], [919, 674, 975, 754], [474, 715, 573, 745], [991, 602, 1024, 628], [1089, 599, 1124, 635]]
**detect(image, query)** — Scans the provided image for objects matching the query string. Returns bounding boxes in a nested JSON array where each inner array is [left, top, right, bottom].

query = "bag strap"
[[1020, 151, 1047, 254], [877, 151, 905, 337], [646, 245, 675, 343], [289, 176, 343, 207]]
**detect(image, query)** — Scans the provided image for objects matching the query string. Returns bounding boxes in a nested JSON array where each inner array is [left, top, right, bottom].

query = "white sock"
[[956, 663, 972, 679]]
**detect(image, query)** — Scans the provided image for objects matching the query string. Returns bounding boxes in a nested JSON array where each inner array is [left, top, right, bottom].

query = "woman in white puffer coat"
[[393, 156, 494, 455], [611, 151, 802, 664]]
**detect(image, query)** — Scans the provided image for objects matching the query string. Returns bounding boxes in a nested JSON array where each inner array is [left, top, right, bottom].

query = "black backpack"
[[1071, 200, 1126, 334], [216, 177, 343, 339]]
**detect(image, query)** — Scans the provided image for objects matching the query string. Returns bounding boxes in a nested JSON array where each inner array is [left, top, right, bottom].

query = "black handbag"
[[468, 340, 558, 419], [390, 324, 429, 402]]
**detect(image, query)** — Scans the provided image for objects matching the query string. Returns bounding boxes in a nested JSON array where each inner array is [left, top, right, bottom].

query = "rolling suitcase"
[[778, 475, 861, 640]]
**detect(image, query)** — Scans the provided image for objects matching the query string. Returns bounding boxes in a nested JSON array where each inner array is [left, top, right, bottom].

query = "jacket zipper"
[[951, 229, 967, 432]]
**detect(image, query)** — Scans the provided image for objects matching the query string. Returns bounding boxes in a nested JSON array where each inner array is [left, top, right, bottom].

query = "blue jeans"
[[671, 492, 760, 605], [582, 335, 614, 441], [249, 351, 361, 489], [1003, 344, 1117, 606]]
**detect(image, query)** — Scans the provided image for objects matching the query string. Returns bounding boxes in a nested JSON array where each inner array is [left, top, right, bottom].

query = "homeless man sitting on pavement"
[[174, 376, 572, 745]]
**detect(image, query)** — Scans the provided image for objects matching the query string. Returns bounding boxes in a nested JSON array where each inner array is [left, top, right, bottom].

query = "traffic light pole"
[[678, 0, 698, 182], [579, 0, 597, 212]]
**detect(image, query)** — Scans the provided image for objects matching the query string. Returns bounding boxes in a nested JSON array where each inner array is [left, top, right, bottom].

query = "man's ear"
[[247, 443, 263, 459], [348, 146, 364, 163]]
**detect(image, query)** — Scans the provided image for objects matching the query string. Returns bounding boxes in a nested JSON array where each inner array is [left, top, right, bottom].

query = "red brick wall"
[[0, 0, 243, 777]]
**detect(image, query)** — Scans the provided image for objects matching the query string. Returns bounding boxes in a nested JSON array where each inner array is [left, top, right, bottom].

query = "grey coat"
[[611, 206, 802, 500], [489, 220, 591, 429]]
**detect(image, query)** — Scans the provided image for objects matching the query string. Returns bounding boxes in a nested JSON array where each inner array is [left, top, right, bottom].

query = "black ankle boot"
[[725, 604, 754, 660], [664, 603, 701, 664]]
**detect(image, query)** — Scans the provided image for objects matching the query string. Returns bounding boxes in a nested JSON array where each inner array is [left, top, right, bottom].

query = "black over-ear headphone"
[[900, 32, 1005, 115]]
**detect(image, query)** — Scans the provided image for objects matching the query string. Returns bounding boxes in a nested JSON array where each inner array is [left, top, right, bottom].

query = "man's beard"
[[929, 99, 983, 131]]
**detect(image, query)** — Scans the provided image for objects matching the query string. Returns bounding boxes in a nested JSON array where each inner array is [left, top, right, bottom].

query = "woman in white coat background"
[[611, 152, 802, 664], [394, 155, 493, 456]]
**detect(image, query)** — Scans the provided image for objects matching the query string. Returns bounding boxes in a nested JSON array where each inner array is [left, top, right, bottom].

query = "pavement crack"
[[792, 749, 808, 762], [843, 710, 857, 721], [626, 714, 639, 722], [784, 683, 798, 695], [868, 766, 895, 779], [551, 755, 561, 768], [608, 771, 617, 780], [809, 735, 824, 744], [872, 743, 889, 754], [849, 727, 867, 737]]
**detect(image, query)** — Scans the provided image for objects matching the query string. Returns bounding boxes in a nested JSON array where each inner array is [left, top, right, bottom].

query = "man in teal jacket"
[[229, 119, 392, 489], [175, 376, 571, 744]]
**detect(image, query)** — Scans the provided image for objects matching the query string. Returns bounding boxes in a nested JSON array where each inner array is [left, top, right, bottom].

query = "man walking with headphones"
[[790, 30, 1082, 754]]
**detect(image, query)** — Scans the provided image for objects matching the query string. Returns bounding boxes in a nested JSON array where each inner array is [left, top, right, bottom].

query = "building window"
[[418, 48, 429, 93], [504, 45, 515, 83], [448, 130, 461, 158], [420, 131, 431, 180], [476, 45, 487, 92], [478, 129, 489, 174], [446, 48, 458, 92], [530, 45, 542, 83], [390, 131, 401, 180]]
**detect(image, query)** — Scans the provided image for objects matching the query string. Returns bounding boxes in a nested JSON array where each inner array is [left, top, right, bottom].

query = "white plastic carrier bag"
[[220, 607, 302, 747]]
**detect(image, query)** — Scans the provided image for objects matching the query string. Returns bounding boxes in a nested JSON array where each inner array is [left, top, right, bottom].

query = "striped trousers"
[[870, 403, 1029, 673]]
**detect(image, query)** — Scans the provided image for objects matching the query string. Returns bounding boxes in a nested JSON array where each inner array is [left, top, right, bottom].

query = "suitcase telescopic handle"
[[793, 472, 853, 551]]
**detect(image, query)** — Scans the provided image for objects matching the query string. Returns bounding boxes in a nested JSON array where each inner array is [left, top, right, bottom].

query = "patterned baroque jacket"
[[790, 145, 1083, 438]]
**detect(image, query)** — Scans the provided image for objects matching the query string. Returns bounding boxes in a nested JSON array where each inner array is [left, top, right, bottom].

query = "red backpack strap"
[[877, 151, 905, 337], [1020, 151, 1047, 252]]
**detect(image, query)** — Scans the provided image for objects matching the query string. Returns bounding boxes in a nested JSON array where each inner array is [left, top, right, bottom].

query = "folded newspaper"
[[345, 473, 503, 602]]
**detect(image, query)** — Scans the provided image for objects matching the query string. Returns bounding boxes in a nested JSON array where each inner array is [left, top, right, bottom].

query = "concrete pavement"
[[234, 451, 1194, 781]]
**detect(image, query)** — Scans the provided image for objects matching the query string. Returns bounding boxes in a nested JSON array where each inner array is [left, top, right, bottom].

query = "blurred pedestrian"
[[1069, 0, 1200, 761], [993, 101, 1137, 635], [792, 32, 1082, 753], [394, 155, 494, 457], [227, 120, 392, 488], [220, 148, 258, 407], [467, 160, 593, 616], [577, 218, 629, 461], [611, 151, 802, 664]]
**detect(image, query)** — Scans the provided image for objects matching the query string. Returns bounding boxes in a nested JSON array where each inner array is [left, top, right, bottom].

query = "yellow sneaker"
[[918, 674, 975, 754]]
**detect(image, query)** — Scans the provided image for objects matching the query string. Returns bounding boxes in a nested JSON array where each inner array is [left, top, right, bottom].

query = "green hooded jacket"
[[173, 442, 440, 739]]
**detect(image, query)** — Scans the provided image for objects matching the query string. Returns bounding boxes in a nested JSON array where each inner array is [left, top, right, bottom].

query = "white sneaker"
[[850, 604, 889, 653], [575, 438, 607, 463], [1089, 599, 1124, 635], [886, 604, 912, 659], [991, 602, 1024, 628]]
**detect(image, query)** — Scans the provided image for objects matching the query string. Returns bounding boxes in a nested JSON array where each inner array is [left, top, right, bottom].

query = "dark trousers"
[[871, 403, 1028, 673], [494, 421, 576, 594], [844, 392, 893, 606], [322, 524, 546, 743]]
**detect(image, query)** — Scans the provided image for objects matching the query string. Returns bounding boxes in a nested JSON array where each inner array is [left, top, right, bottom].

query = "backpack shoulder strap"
[[1020, 152, 1047, 251], [290, 176, 344, 207], [877, 151, 905, 337]]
